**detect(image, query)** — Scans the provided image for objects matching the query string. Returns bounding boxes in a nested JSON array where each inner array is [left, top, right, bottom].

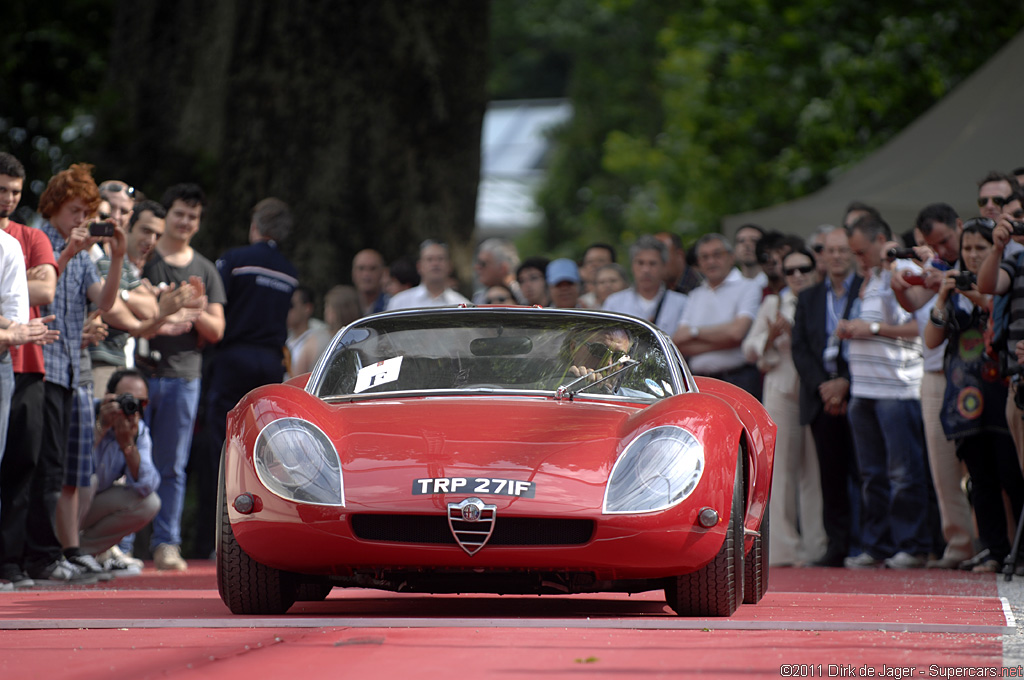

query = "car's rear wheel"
[[743, 502, 769, 604], [216, 450, 297, 615], [665, 449, 744, 616]]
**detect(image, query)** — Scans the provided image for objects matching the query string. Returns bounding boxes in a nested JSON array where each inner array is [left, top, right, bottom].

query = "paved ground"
[[0, 564, 1015, 679]]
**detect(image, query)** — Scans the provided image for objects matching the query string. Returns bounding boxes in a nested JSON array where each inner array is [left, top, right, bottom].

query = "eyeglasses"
[[784, 264, 816, 276], [584, 342, 627, 363], [485, 295, 511, 304], [99, 182, 135, 199], [811, 243, 824, 254], [1012, 209, 1024, 219], [978, 195, 1011, 208]]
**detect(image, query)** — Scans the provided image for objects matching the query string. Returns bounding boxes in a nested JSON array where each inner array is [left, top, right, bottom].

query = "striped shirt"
[[847, 268, 923, 400]]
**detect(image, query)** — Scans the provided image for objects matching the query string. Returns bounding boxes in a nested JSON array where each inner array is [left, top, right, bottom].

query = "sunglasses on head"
[[963, 217, 997, 230], [784, 264, 816, 276], [100, 182, 135, 199], [584, 341, 627, 363], [978, 195, 1011, 208]]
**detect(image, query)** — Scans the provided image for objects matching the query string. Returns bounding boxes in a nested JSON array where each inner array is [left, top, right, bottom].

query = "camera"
[[886, 247, 918, 261], [88, 220, 116, 237], [114, 393, 143, 416], [954, 271, 976, 291], [1011, 220, 1024, 237]]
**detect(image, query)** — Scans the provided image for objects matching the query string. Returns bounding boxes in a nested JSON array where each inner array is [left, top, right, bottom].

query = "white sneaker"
[[97, 545, 144, 571], [153, 543, 188, 571], [29, 558, 99, 585], [68, 553, 115, 581], [884, 551, 926, 569]]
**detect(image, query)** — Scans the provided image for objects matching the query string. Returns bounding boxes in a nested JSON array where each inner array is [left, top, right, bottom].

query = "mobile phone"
[[88, 220, 116, 237]]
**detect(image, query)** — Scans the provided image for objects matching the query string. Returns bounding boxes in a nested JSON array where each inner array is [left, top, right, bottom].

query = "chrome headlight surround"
[[603, 425, 704, 514], [253, 418, 345, 506]]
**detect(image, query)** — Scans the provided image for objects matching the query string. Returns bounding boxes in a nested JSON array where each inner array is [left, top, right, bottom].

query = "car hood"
[[321, 396, 643, 513]]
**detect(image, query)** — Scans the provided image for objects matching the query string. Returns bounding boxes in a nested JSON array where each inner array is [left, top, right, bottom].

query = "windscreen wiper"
[[556, 357, 639, 401]]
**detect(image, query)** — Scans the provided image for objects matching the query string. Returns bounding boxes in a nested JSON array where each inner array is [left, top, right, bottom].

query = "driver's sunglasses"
[[978, 195, 1010, 208], [584, 342, 626, 363]]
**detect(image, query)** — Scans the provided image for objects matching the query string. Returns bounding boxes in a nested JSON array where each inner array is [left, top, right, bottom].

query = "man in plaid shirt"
[[23, 164, 126, 585]]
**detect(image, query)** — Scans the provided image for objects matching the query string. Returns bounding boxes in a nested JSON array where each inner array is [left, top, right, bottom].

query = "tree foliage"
[[0, 0, 114, 220], [522, 0, 1024, 253], [2, 1, 489, 298]]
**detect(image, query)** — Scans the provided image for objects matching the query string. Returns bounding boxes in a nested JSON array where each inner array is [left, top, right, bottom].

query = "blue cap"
[[546, 258, 580, 285]]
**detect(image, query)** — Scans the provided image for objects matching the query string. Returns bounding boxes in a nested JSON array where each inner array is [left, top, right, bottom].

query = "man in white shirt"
[[386, 240, 470, 310], [673, 233, 762, 397], [603, 234, 687, 334]]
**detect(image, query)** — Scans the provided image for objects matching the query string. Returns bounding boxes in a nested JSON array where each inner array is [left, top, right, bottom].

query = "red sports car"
[[217, 306, 775, 616]]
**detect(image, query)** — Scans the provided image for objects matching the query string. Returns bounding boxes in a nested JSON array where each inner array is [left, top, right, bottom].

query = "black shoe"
[[958, 549, 993, 571], [810, 550, 847, 568], [0, 564, 34, 589]]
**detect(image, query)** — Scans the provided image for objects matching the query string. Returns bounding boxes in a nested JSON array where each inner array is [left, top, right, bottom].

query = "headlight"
[[603, 425, 704, 514], [253, 418, 345, 505]]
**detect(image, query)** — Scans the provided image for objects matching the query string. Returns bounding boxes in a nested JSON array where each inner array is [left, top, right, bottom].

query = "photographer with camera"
[[923, 219, 1024, 572], [977, 191, 1024, 468], [886, 204, 976, 570], [77, 368, 159, 574]]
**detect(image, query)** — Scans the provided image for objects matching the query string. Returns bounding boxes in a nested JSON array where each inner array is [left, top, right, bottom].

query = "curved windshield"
[[310, 309, 683, 402]]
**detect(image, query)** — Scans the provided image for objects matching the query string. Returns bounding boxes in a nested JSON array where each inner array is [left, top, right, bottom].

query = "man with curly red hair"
[[21, 163, 126, 584]]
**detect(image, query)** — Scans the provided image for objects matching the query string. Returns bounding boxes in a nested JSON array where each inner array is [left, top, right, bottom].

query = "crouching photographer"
[[77, 369, 160, 573]]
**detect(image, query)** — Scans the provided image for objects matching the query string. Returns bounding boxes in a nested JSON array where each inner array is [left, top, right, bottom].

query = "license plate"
[[412, 477, 536, 498]]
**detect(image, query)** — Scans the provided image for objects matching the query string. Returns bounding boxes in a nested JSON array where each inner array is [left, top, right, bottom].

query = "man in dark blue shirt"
[[196, 198, 298, 557]]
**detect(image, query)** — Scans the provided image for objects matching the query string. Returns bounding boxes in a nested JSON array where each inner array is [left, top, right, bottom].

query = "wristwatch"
[[691, 326, 700, 338], [869, 322, 881, 335], [119, 288, 130, 302]]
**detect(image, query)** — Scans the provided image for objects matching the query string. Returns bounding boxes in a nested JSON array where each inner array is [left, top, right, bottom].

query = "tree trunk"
[[95, 0, 488, 297]]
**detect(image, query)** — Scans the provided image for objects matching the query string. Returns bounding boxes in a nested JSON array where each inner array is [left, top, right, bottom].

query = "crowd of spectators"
[[1, 148, 1023, 588]]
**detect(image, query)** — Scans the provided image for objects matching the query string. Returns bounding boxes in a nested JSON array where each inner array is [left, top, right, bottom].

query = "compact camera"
[[953, 271, 976, 291], [114, 393, 144, 416], [886, 247, 919, 261], [88, 220, 116, 237]]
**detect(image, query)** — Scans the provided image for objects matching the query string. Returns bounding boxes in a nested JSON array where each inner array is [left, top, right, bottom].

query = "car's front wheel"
[[664, 448, 744, 616], [743, 501, 769, 604], [216, 451, 297, 615]]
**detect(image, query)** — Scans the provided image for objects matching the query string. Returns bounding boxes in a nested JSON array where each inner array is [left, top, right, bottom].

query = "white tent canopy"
[[722, 32, 1024, 237]]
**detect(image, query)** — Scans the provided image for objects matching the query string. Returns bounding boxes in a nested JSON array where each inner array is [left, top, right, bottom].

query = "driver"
[[567, 328, 632, 381]]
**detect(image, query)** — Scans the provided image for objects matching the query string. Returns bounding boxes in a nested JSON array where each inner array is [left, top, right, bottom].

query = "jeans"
[[145, 377, 201, 548], [847, 396, 930, 558]]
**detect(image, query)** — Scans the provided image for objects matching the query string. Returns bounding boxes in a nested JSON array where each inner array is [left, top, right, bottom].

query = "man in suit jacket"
[[791, 226, 863, 567]]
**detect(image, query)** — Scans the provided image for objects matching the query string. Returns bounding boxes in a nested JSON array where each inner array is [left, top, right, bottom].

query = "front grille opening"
[[351, 514, 594, 546]]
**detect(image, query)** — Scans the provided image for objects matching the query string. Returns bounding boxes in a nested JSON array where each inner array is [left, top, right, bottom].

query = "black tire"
[[743, 502, 769, 604], [216, 450, 297, 615], [294, 580, 333, 602], [665, 449, 744, 616]]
